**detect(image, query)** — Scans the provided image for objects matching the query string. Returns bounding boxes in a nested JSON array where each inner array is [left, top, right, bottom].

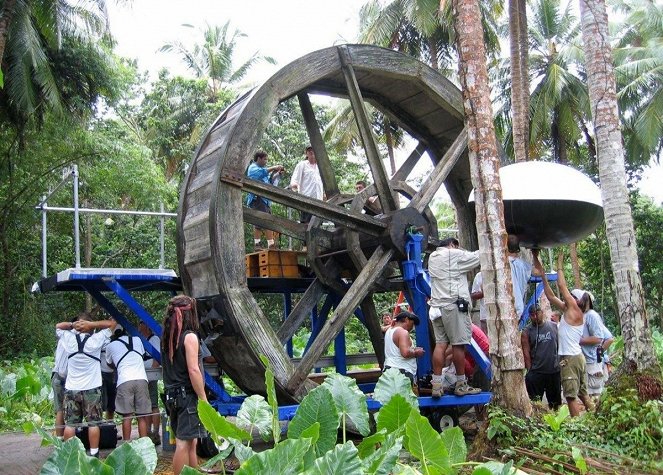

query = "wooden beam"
[[393, 143, 428, 183], [286, 245, 394, 393], [297, 93, 340, 198], [409, 128, 468, 213], [236, 178, 388, 235], [277, 278, 327, 344], [360, 298, 385, 367], [338, 46, 398, 212]]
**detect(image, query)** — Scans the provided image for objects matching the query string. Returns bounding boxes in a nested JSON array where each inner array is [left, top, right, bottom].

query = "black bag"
[[75, 422, 118, 450], [196, 432, 219, 458]]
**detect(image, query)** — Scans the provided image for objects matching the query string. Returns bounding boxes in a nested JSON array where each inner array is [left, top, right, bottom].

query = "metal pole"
[[72, 165, 81, 268], [42, 195, 48, 278], [159, 202, 165, 269]]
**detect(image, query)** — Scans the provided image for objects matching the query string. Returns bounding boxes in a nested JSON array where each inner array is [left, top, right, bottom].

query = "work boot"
[[431, 381, 443, 398], [149, 431, 161, 446], [454, 381, 481, 396]]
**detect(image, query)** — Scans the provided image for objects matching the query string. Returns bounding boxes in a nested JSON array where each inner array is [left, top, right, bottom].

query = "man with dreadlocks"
[[161, 295, 207, 475]]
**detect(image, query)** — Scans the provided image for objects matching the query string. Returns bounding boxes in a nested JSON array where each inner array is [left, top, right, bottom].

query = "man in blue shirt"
[[246, 151, 284, 249], [508, 235, 532, 319]]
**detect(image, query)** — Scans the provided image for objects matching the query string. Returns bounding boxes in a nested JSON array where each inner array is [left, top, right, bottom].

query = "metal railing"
[[35, 165, 177, 277]]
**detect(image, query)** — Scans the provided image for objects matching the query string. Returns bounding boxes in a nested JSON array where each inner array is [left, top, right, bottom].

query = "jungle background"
[[0, 0, 662, 470]]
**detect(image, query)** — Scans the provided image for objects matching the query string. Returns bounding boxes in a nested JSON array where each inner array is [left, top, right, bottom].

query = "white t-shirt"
[[105, 335, 148, 386], [428, 247, 480, 308], [57, 328, 111, 391], [471, 272, 488, 322], [143, 334, 161, 369], [53, 333, 68, 378], [290, 160, 323, 199]]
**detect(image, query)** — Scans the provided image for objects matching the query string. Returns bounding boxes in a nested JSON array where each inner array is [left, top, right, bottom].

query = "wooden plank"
[[286, 245, 394, 393], [237, 179, 387, 236], [338, 46, 398, 213], [409, 128, 468, 213], [276, 278, 327, 344]]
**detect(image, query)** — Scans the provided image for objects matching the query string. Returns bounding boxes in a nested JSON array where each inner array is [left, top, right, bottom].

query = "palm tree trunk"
[[0, 0, 17, 69], [452, 0, 532, 417], [579, 0, 662, 393], [509, 0, 530, 162]]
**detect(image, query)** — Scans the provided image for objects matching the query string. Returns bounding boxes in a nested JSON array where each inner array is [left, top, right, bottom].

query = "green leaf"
[[440, 427, 466, 466], [303, 441, 362, 475], [231, 438, 255, 464], [362, 432, 403, 475], [198, 399, 251, 443], [404, 408, 450, 474], [472, 461, 528, 474], [300, 422, 321, 470], [236, 438, 312, 475], [104, 437, 158, 474], [376, 394, 414, 435], [374, 368, 418, 408], [259, 354, 281, 444], [543, 405, 570, 432], [321, 373, 370, 436], [180, 466, 203, 474], [393, 463, 424, 474], [357, 429, 387, 459], [39, 437, 113, 475], [572, 447, 588, 474], [288, 385, 339, 457], [237, 394, 273, 441]]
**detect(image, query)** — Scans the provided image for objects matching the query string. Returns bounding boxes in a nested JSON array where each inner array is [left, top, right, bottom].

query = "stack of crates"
[[245, 250, 300, 278]]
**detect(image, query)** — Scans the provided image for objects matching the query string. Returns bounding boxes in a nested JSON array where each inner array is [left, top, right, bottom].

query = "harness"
[[115, 336, 144, 368], [68, 334, 100, 363]]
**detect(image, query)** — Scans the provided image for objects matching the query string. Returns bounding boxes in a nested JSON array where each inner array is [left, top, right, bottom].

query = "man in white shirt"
[[105, 328, 151, 441], [290, 145, 323, 223], [56, 313, 116, 457], [51, 332, 68, 438], [139, 321, 161, 444], [428, 237, 482, 397]]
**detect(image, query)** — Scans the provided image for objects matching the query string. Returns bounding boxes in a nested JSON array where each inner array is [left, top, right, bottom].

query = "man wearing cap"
[[428, 237, 482, 397], [383, 311, 425, 384], [521, 304, 562, 409], [573, 289, 614, 398], [290, 146, 323, 223]]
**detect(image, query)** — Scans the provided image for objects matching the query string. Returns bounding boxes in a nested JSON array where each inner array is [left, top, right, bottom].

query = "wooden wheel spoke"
[[408, 128, 468, 213], [359, 298, 385, 367], [338, 46, 397, 212], [277, 279, 327, 345], [286, 245, 394, 392], [239, 179, 387, 235], [393, 143, 427, 183], [298, 93, 340, 198]]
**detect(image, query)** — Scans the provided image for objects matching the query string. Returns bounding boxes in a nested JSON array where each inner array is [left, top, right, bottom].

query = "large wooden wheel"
[[177, 44, 468, 402]]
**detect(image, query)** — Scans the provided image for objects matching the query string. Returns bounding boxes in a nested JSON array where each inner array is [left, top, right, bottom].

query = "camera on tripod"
[[455, 297, 469, 313]]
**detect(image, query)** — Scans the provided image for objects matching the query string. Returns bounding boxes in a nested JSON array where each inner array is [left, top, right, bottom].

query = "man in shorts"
[[105, 327, 151, 441], [428, 237, 482, 397], [139, 321, 162, 444], [56, 313, 116, 457], [246, 150, 285, 249]]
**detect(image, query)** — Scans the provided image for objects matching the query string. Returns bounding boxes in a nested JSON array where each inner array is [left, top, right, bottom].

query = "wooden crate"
[[245, 250, 300, 278]]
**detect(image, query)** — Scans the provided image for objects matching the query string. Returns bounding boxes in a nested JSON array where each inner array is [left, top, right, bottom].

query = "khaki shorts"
[[586, 362, 605, 395], [115, 380, 152, 416], [64, 388, 102, 425], [431, 306, 472, 345], [560, 354, 588, 399]]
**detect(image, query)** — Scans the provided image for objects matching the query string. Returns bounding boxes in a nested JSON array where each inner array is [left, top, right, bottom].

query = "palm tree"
[[528, 0, 590, 163], [509, 0, 530, 162], [450, 0, 532, 416], [578, 0, 662, 394], [160, 21, 275, 99], [0, 0, 108, 132], [612, 0, 663, 166]]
